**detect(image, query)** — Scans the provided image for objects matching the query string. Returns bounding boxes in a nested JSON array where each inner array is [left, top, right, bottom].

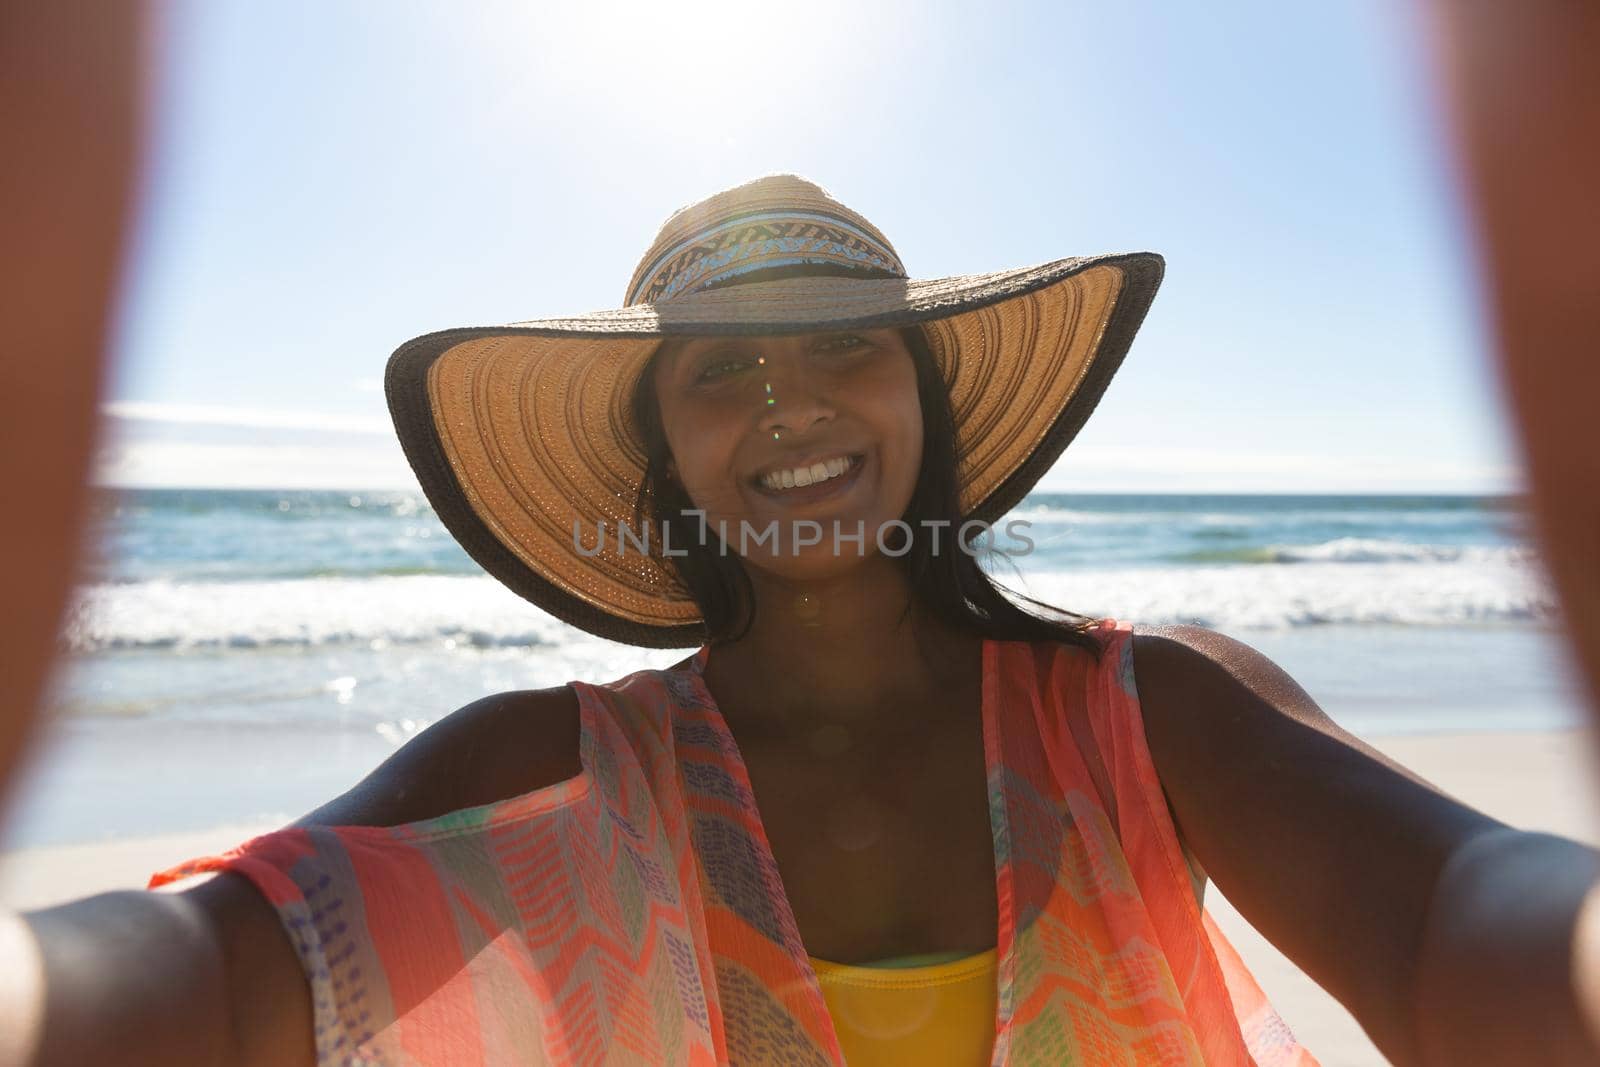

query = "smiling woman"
[[140, 174, 1325, 1067], [10, 171, 1579, 1067]]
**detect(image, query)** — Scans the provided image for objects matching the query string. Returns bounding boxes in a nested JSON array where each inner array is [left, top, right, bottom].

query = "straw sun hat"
[[385, 175, 1163, 647]]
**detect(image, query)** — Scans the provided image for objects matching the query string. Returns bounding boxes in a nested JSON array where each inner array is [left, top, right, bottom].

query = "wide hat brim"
[[386, 252, 1164, 648]]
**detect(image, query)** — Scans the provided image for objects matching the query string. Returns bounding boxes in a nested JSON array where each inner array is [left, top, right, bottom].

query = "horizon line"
[[86, 481, 1528, 499]]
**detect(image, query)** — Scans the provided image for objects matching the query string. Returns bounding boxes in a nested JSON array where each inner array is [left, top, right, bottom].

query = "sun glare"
[[491, 0, 891, 131]]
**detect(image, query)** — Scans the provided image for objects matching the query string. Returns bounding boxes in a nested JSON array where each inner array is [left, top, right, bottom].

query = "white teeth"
[[759, 455, 856, 492]]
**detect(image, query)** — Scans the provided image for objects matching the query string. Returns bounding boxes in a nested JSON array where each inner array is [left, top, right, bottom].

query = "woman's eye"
[[816, 335, 869, 353], [694, 356, 754, 382]]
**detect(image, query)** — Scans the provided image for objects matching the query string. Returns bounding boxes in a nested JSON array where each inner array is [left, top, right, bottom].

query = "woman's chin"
[[738, 542, 881, 584]]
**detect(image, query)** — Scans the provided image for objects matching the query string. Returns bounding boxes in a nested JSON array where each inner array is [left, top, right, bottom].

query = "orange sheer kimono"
[[151, 618, 1317, 1065]]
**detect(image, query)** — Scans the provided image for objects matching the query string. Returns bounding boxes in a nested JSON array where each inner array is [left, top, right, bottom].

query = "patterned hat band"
[[625, 208, 908, 307]]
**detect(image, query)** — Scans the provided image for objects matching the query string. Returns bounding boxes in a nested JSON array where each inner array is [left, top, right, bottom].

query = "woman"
[[15, 175, 1600, 1066]]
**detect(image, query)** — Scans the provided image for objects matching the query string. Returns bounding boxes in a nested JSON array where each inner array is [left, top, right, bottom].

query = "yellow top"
[[808, 947, 997, 1066]]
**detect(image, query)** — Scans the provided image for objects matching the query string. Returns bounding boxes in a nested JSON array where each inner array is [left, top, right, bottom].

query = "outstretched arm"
[[0, 684, 581, 1066], [1133, 623, 1600, 1067], [0, 875, 314, 1067]]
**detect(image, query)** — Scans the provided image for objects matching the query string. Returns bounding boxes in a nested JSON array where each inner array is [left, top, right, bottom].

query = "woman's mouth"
[[752, 453, 864, 499]]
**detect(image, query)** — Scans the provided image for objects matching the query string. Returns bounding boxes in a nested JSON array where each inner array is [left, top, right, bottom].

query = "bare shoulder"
[[1125, 622, 1369, 841], [1121, 622, 1333, 902], [1122, 628, 1505, 1059], [1130, 622, 1335, 732], [294, 684, 582, 829], [148, 686, 581, 1065], [1126, 622, 1472, 831]]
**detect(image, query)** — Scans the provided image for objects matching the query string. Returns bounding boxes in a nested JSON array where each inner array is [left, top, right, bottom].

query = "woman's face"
[[651, 329, 923, 581]]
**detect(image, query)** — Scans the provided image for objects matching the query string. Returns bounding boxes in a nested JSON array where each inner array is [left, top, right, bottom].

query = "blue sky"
[[96, 0, 1519, 494]]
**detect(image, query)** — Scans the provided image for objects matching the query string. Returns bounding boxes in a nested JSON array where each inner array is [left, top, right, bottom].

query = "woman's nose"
[[756, 358, 835, 437]]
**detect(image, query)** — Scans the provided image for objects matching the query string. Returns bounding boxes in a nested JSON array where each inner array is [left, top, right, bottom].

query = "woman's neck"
[[701, 555, 982, 739]]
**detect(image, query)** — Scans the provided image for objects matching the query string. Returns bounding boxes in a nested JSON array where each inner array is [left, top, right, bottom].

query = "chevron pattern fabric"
[[150, 618, 1317, 1065]]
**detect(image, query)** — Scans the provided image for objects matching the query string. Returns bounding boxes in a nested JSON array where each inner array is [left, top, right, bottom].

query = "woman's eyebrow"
[[810, 330, 874, 346], [683, 340, 756, 364], [660, 340, 747, 383], [659, 338, 716, 367]]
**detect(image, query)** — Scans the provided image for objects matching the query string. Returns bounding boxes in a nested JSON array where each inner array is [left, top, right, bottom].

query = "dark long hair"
[[628, 326, 1107, 663]]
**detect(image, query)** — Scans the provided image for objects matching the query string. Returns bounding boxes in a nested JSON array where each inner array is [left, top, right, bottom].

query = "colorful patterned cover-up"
[[149, 618, 1320, 1065]]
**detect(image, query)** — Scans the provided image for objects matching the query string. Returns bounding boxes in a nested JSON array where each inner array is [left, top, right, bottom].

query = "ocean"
[[1, 487, 1583, 849]]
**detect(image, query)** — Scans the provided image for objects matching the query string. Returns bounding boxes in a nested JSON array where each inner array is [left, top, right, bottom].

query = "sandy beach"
[[3, 727, 1596, 1065]]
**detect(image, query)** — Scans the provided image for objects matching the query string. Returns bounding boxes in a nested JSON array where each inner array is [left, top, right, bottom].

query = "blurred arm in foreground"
[[1423, 2, 1600, 730], [0, 3, 150, 1063], [1422, 0, 1600, 1060]]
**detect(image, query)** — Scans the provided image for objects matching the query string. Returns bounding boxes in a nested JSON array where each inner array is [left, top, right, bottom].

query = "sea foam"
[[63, 547, 1557, 653]]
